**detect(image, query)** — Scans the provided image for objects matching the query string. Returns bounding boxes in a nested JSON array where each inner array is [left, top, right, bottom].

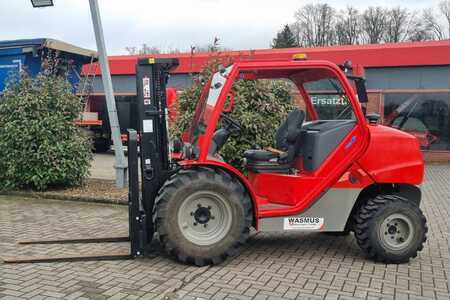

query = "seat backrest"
[[275, 108, 305, 163]]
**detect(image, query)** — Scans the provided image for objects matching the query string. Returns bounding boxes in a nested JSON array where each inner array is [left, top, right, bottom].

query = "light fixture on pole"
[[30, 0, 54, 7]]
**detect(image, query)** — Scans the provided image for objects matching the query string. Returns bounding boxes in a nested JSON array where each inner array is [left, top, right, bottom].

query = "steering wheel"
[[220, 113, 242, 137]]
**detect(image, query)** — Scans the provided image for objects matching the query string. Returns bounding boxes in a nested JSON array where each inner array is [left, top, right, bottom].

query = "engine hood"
[[358, 124, 424, 185]]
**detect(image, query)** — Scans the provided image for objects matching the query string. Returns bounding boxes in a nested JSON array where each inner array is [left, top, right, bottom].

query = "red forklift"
[[132, 56, 427, 266], [2, 56, 427, 266]]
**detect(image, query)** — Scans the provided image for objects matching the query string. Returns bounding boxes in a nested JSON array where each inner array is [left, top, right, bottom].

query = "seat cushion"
[[243, 149, 278, 162], [244, 150, 290, 174], [245, 160, 290, 174]]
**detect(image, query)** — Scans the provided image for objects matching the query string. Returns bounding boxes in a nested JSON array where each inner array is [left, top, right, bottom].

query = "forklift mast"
[[130, 58, 180, 255]]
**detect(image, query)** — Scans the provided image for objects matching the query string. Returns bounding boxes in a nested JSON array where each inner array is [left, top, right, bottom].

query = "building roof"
[[0, 38, 97, 60], [82, 40, 450, 76]]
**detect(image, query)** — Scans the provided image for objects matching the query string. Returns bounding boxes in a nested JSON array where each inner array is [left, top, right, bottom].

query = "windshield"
[[188, 65, 233, 144]]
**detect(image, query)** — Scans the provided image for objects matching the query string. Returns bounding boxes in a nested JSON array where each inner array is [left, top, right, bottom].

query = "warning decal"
[[143, 77, 151, 99], [143, 120, 153, 133], [283, 217, 324, 230]]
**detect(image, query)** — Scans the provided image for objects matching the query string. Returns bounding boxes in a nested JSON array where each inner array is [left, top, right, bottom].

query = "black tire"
[[354, 194, 427, 264], [155, 168, 253, 266]]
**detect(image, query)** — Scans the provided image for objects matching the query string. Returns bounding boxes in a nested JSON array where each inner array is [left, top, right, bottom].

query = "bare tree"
[[125, 43, 160, 55], [287, 2, 450, 46], [289, 22, 302, 46], [423, 8, 446, 40], [384, 7, 411, 43], [439, 0, 450, 38], [167, 48, 182, 54], [335, 6, 361, 45], [361, 7, 387, 44], [191, 37, 231, 53], [124, 46, 137, 55], [294, 3, 336, 47], [407, 14, 435, 41]]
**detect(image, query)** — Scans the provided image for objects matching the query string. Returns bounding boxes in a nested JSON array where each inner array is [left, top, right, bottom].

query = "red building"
[[83, 41, 450, 161]]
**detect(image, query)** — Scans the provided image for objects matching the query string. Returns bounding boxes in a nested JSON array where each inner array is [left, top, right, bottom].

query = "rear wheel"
[[155, 168, 253, 266], [354, 194, 427, 263]]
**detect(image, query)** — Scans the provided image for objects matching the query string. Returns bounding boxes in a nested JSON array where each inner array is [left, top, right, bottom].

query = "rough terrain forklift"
[[2, 56, 427, 266]]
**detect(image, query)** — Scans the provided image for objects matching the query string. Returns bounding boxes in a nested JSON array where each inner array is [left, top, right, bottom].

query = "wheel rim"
[[177, 191, 233, 246], [379, 213, 414, 251]]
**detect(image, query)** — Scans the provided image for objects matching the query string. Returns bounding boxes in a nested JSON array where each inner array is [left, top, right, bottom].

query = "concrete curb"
[[1, 190, 127, 206]]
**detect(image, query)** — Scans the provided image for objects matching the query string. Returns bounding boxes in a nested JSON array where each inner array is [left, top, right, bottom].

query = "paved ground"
[[1, 165, 449, 300], [89, 153, 115, 181]]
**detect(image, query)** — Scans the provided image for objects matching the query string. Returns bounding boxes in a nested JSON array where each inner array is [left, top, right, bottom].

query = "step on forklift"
[[2, 56, 428, 266]]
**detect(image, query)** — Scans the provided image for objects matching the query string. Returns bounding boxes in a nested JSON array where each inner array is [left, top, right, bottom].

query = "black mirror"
[[355, 80, 368, 103], [347, 75, 368, 103]]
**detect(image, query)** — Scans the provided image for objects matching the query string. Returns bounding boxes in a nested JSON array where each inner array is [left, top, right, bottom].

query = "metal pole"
[[88, 0, 127, 188]]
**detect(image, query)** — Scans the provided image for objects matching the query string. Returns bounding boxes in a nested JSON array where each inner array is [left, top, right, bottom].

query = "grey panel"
[[366, 66, 450, 90], [301, 120, 355, 171], [259, 188, 361, 232], [91, 73, 194, 94]]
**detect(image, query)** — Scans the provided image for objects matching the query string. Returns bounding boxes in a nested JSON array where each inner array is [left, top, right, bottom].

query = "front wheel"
[[155, 168, 253, 266], [354, 194, 427, 264]]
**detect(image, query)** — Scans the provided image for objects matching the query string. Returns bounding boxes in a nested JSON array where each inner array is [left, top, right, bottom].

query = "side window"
[[303, 76, 353, 121]]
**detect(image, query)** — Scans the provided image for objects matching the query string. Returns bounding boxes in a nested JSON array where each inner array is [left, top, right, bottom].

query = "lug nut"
[[197, 204, 202, 208], [207, 206, 212, 210], [190, 212, 194, 216], [204, 224, 208, 228], [193, 222, 197, 226], [211, 216, 215, 220]]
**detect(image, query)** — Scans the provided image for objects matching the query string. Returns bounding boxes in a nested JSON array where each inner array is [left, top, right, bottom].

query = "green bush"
[[0, 74, 93, 191], [172, 61, 294, 169]]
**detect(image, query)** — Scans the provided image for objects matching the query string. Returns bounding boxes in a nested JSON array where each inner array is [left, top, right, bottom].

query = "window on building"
[[383, 93, 450, 151]]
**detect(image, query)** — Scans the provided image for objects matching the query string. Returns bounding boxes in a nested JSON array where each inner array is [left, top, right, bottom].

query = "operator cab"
[[198, 64, 361, 176], [183, 59, 367, 193]]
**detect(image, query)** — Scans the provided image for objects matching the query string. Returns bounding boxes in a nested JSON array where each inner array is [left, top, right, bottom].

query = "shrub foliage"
[[172, 60, 294, 169], [0, 74, 93, 190]]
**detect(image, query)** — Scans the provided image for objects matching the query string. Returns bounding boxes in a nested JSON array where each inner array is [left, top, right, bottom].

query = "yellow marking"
[[292, 53, 308, 60]]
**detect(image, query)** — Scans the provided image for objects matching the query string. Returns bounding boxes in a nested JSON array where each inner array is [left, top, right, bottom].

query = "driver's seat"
[[244, 109, 305, 173]]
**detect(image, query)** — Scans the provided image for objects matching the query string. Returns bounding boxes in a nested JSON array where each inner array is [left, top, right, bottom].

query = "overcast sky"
[[0, 0, 443, 55]]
